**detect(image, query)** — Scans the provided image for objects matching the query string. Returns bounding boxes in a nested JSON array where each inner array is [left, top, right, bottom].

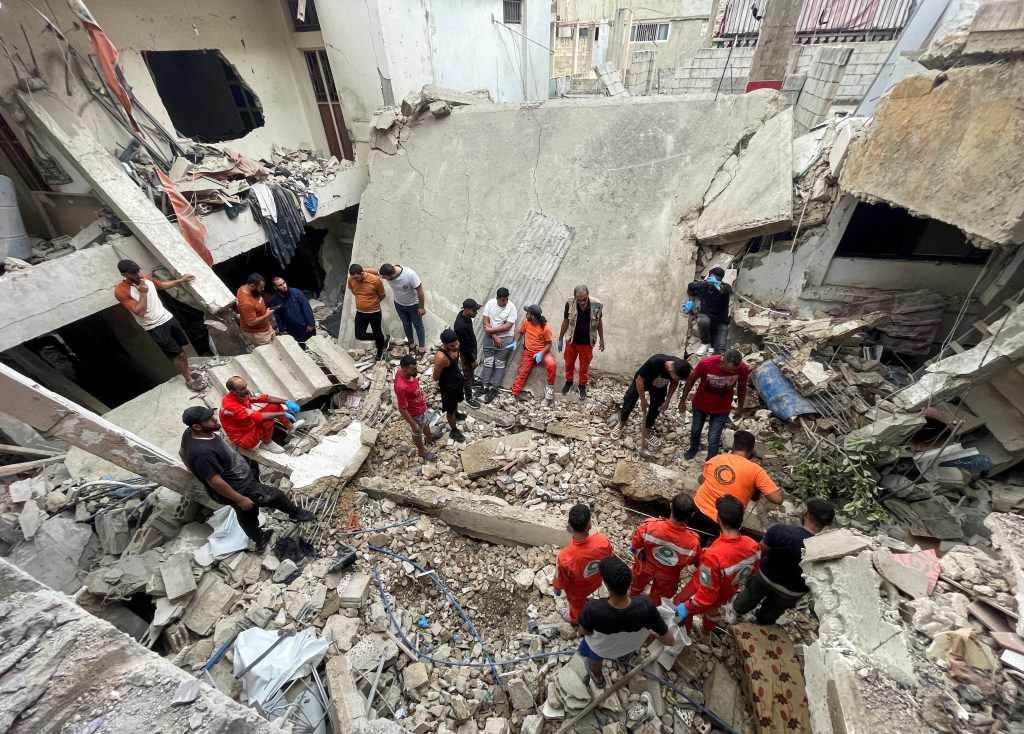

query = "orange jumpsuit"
[[673, 533, 760, 633], [629, 518, 701, 605], [220, 392, 288, 450], [552, 533, 614, 623]]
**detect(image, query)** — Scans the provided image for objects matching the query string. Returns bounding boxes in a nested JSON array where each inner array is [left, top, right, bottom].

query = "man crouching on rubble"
[[179, 406, 314, 552]]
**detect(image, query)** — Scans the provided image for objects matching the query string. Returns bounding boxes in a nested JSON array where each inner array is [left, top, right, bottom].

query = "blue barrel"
[[751, 359, 818, 421]]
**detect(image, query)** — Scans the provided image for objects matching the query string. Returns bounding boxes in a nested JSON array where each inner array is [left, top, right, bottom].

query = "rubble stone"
[[160, 553, 197, 603], [403, 661, 430, 700], [181, 574, 240, 636], [802, 529, 872, 563]]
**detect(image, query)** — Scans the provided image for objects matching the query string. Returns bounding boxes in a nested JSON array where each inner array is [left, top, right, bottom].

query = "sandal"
[[591, 673, 607, 689], [610, 426, 623, 439], [187, 379, 208, 393], [646, 434, 662, 447], [423, 451, 438, 462]]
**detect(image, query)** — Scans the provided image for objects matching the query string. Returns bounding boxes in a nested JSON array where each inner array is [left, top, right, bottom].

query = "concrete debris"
[[612, 460, 699, 503], [401, 84, 486, 118]]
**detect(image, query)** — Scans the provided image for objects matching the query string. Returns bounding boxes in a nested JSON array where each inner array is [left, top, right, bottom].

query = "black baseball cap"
[[525, 304, 542, 316], [182, 406, 216, 426], [117, 259, 141, 274], [462, 298, 481, 310]]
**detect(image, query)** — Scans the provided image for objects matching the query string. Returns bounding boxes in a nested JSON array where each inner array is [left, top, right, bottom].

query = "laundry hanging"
[[246, 184, 306, 269]]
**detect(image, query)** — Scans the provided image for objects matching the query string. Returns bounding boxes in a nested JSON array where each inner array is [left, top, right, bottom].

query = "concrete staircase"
[[206, 336, 334, 403]]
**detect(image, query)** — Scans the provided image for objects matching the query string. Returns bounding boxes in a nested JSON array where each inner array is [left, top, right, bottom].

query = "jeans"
[[395, 302, 425, 349], [563, 343, 594, 385], [480, 334, 514, 388], [689, 405, 729, 460], [620, 383, 668, 429], [697, 314, 729, 354], [354, 311, 385, 352], [732, 571, 804, 625]]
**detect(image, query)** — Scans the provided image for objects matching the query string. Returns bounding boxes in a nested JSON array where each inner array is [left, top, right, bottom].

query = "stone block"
[[403, 662, 430, 700], [181, 573, 241, 636], [483, 719, 510, 734], [871, 548, 929, 599], [324, 614, 362, 653], [611, 460, 699, 503], [521, 715, 543, 734], [161, 552, 197, 603], [507, 678, 534, 711], [325, 656, 367, 731], [801, 529, 871, 564], [461, 431, 540, 478], [337, 572, 371, 608]]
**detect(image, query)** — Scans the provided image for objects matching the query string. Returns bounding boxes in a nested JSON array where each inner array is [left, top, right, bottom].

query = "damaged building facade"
[[2, 0, 1024, 733]]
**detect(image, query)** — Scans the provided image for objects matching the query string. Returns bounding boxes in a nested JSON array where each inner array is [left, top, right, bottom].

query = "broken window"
[[142, 51, 264, 143], [503, 0, 522, 24], [631, 22, 670, 43], [836, 202, 990, 264], [287, 0, 321, 32]]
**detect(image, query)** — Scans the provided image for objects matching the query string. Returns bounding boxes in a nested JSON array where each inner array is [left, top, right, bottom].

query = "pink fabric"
[[68, 1, 141, 133], [156, 170, 213, 265]]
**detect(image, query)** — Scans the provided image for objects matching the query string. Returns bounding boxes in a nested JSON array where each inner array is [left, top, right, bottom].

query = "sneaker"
[[682, 447, 699, 461], [483, 387, 498, 404], [610, 426, 623, 440], [259, 440, 285, 454], [254, 530, 273, 554], [423, 451, 438, 462], [291, 509, 315, 522], [286, 419, 306, 433], [578, 385, 587, 399], [450, 428, 466, 443], [466, 397, 482, 408], [544, 385, 554, 401], [456, 412, 467, 420], [187, 379, 207, 393], [561, 380, 574, 395], [694, 343, 711, 357]]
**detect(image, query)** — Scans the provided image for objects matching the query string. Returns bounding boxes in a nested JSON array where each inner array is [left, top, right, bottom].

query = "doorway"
[[302, 50, 354, 162]]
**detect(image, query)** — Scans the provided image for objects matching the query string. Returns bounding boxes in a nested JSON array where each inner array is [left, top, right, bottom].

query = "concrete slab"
[[161, 553, 198, 603], [5, 516, 92, 593], [611, 460, 700, 503], [461, 431, 540, 478], [801, 529, 872, 564], [986, 513, 1024, 637], [305, 335, 363, 389], [181, 573, 241, 636], [871, 548, 929, 599]]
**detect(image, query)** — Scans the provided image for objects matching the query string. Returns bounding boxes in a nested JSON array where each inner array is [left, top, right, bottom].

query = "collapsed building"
[[1, 0, 1024, 733]]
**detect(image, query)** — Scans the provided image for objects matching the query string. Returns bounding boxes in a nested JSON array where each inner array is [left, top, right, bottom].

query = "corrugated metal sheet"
[[473, 209, 574, 356], [717, 0, 913, 37]]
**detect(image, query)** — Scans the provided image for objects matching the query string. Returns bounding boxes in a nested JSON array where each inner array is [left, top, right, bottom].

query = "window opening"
[[631, 22, 670, 42], [287, 0, 321, 32], [303, 50, 354, 161], [836, 202, 990, 264], [503, 0, 522, 24]]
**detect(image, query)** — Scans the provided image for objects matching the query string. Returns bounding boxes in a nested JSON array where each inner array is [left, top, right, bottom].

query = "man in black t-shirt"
[[178, 406, 314, 551], [610, 355, 691, 454], [577, 555, 676, 688], [684, 267, 732, 356], [453, 299, 481, 408], [731, 498, 835, 624]]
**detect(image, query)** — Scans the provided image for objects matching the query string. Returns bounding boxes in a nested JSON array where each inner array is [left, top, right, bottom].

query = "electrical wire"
[[336, 517, 420, 537], [640, 668, 741, 734]]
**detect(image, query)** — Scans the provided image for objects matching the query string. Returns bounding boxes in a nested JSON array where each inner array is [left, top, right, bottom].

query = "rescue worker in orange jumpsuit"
[[674, 495, 760, 633], [552, 504, 614, 624], [219, 375, 302, 455], [628, 493, 701, 605]]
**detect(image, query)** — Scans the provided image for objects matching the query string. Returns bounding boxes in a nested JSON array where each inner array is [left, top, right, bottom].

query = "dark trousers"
[[689, 406, 729, 460], [732, 571, 804, 624], [620, 383, 667, 429], [354, 311, 386, 352], [696, 314, 729, 353], [461, 354, 476, 400], [689, 507, 721, 548], [230, 483, 301, 542]]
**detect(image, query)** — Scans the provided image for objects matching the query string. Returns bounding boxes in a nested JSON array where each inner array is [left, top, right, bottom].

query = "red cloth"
[[394, 369, 427, 417], [629, 518, 701, 605], [553, 533, 614, 623], [511, 351, 556, 394], [674, 534, 760, 629], [563, 343, 593, 386], [155, 170, 213, 265], [220, 392, 285, 450], [691, 355, 750, 415]]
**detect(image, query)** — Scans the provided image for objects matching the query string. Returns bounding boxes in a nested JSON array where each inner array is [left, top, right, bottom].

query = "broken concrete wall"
[[346, 93, 791, 376], [841, 62, 1024, 249]]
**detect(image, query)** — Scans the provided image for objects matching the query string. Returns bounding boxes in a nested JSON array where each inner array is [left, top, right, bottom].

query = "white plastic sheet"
[[193, 505, 250, 565], [233, 627, 328, 706], [655, 599, 692, 670]]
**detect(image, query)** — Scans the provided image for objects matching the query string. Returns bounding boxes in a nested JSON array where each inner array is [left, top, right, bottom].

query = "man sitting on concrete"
[[237, 273, 277, 347], [179, 406, 313, 551], [478, 287, 518, 403], [270, 277, 316, 343], [683, 267, 732, 356], [219, 376, 302, 455], [678, 349, 749, 462], [510, 304, 556, 401], [578, 555, 676, 688], [395, 354, 437, 462], [113, 259, 205, 392], [691, 430, 783, 544], [674, 495, 760, 634], [552, 503, 614, 624], [610, 354, 691, 454], [629, 493, 701, 605], [732, 499, 835, 625]]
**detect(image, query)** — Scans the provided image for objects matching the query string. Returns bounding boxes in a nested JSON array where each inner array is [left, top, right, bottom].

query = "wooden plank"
[[0, 443, 64, 458], [0, 455, 66, 478]]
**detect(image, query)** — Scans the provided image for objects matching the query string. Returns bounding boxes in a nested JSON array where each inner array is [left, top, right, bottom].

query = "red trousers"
[[511, 351, 556, 394], [563, 343, 594, 385], [227, 403, 284, 450], [674, 577, 725, 633], [565, 591, 591, 624], [629, 558, 680, 607]]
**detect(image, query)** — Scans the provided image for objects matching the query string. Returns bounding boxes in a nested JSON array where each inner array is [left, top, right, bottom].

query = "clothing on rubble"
[[246, 184, 306, 269]]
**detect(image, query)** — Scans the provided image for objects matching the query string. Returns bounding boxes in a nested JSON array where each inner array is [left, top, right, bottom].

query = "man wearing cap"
[[557, 285, 604, 400], [479, 287, 518, 404], [237, 273, 276, 347], [432, 329, 466, 443], [179, 406, 314, 552], [453, 299, 481, 408], [114, 260, 205, 392], [219, 376, 303, 455], [511, 304, 556, 401]]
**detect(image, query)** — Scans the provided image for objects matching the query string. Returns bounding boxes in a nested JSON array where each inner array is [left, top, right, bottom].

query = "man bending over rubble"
[[179, 406, 313, 552], [674, 495, 760, 634], [553, 504, 614, 624], [219, 376, 303, 455], [578, 555, 676, 688], [611, 354, 691, 455], [629, 493, 701, 605]]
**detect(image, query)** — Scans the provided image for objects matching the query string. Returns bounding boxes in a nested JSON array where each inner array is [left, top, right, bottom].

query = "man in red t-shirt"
[[677, 349, 749, 462], [674, 495, 759, 634], [552, 504, 614, 623], [394, 355, 436, 462], [629, 493, 701, 605]]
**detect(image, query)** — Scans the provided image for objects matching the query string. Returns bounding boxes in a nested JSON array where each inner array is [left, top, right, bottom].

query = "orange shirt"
[[236, 285, 271, 335], [552, 533, 613, 598], [348, 273, 386, 313], [695, 453, 779, 521], [519, 320, 552, 354]]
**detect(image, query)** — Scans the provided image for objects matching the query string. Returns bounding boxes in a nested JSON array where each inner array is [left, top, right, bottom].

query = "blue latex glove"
[[507, 341, 518, 350], [683, 300, 696, 315], [629, 545, 638, 556], [706, 275, 722, 291], [553, 588, 562, 597], [285, 400, 301, 413], [534, 352, 543, 364], [285, 412, 297, 423], [557, 339, 564, 353], [675, 603, 690, 621]]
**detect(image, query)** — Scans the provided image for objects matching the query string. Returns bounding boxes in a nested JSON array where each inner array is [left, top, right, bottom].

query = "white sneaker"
[[694, 343, 711, 356], [544, 385, 554, 400], [287, 419, 306, 433], [259, 440, 285, 454]]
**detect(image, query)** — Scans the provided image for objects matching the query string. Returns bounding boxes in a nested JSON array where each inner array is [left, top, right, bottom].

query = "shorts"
[[410, 412, 430, 435], [147, 318, 189, 357], [577, 638, 634, 664], [440, 388, 463, 414]]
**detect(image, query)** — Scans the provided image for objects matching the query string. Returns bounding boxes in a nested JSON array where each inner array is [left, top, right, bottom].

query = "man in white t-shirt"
[[365, 264, 427, 359], [114, 259, 207, 391], [478, 287, 518, 403]]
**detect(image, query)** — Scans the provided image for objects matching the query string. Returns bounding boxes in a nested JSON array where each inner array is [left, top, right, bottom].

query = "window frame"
[[503, 0, 522, 25], [630, 22, 670, 43]]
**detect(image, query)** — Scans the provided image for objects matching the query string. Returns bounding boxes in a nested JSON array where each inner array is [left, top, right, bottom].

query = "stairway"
[[206, 336, 334, 404]]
